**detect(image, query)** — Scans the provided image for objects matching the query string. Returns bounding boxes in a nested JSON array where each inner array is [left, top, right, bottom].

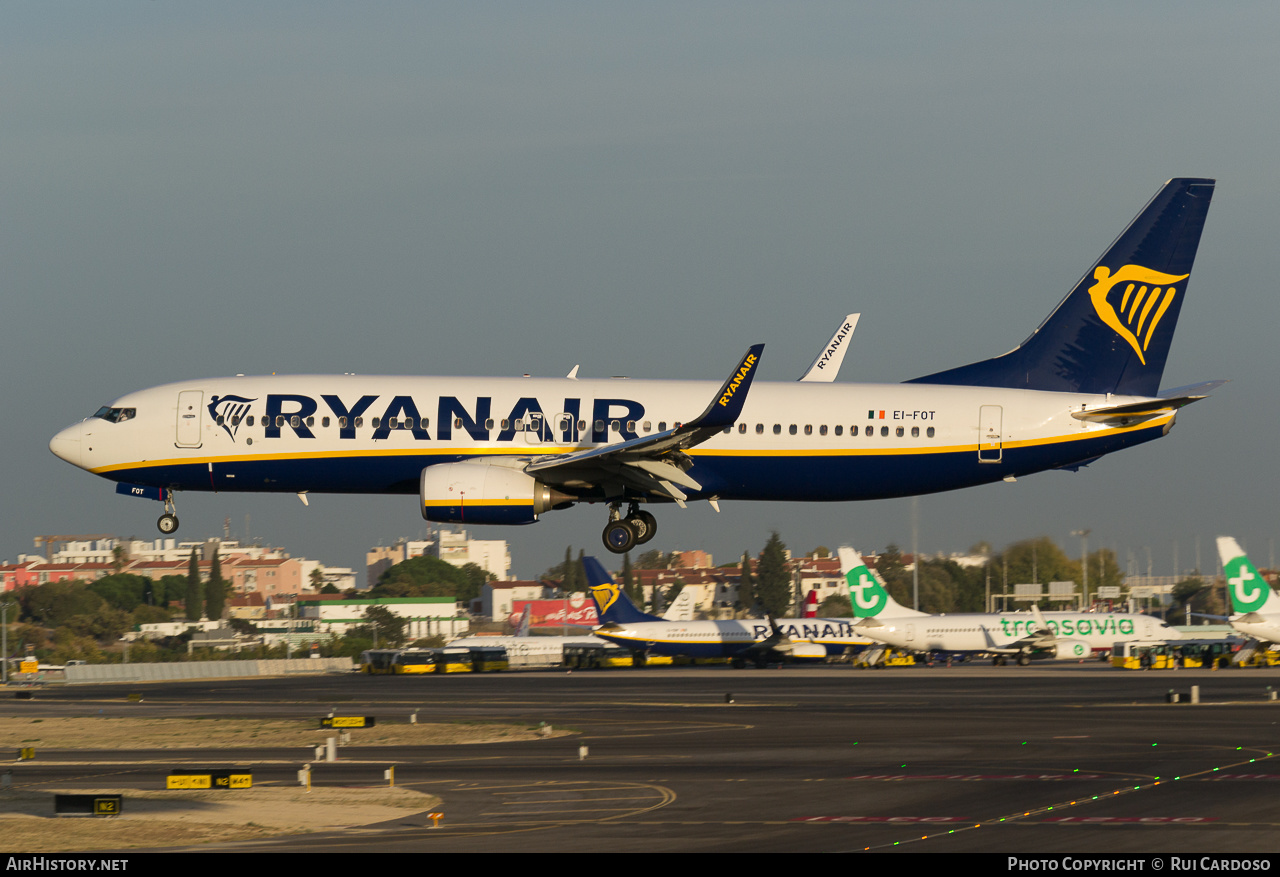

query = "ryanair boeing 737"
[[582, 556, 870, 665], [50, 179, 1218, 553]]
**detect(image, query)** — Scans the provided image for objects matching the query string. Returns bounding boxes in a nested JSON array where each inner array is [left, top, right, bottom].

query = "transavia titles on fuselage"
[[50, 179, 1220, 554]]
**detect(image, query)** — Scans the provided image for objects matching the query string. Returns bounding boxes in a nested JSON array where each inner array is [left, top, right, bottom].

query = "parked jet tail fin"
[[908, 178, 1215, 396], [582, 556, 666, 625], [514, 603, 532, 637], [837, 546, 928, 620], [1217, 537, 1280, 616]]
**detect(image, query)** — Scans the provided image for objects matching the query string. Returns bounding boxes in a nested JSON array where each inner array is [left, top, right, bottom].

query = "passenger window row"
[[212, 414, 937, 439]]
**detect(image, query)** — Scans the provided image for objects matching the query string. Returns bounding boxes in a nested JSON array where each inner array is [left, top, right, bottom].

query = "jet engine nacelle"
[[1044, 640, 1092, 661], [785, 642, 829, 662], [420, 462, 571, 525]]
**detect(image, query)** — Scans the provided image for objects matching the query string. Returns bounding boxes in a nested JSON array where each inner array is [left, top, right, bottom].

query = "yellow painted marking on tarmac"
[[858, 748, 1280, 851]]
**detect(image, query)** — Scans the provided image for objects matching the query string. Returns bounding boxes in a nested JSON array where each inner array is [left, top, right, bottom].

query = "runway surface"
[[6, 662, 1280, 853]]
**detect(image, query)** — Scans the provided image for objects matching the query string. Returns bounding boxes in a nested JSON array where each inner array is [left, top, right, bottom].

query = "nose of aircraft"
[[49, 422, 83, 468]]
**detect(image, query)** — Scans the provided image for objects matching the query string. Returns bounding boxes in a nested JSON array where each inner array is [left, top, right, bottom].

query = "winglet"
[[687, 343, 765, 430], [799, 314, 859, 382]]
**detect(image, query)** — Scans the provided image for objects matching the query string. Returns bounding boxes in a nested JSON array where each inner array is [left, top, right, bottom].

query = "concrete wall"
[[57, 657, 354, 684]]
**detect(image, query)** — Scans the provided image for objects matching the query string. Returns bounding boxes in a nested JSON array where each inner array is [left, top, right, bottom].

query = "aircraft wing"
[[525, 344, 763, 506], [738, 616, 824, 663]]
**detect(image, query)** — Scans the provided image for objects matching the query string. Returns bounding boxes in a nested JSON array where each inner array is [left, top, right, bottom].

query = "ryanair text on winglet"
[[718, 354, 758, 408]]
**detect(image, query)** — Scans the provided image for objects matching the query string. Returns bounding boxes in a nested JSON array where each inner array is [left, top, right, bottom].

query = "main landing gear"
[[157, 492, 179, 535], [601, 502, 658, 554]]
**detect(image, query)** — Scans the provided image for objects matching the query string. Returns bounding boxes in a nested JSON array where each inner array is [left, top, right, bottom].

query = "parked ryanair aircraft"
[[583, 557, 870, 666], [50, 179, 1218, 553], [839, 547, 1181, 664]]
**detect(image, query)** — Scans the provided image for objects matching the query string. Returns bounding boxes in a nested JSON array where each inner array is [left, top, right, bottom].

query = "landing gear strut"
[[600, 502, 659, 554], [157, 491, 179, 535]]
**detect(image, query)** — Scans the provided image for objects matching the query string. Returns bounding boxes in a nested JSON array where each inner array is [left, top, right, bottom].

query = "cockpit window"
[[93, 406, 136, 423]]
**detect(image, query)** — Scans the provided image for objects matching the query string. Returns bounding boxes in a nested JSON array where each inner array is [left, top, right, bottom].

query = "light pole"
[[1072, 529, 1091, 609], [0, 601, 10, 684]]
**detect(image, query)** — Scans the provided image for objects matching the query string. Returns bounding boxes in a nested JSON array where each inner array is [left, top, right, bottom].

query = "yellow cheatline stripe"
[[89, 415, 1171, 475], [90, 445, 573, 475], [422, 499, 534, 507]]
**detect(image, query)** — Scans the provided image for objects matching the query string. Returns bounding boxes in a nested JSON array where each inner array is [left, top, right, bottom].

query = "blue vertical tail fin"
[[582, 556, 665, 624], [909, 178, 1215, 396]]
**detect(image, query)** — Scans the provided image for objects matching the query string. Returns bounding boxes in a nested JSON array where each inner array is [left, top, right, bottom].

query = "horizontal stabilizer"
[[1070, 394, 1209, 424], [1158, 379, 1228, 398]]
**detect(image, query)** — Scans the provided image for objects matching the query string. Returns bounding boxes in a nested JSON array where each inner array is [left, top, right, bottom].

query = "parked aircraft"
[[1217, 536, 1280, 644], [582, 557, 870, 667], [50, 179, 1218, 553], [839, 547, 1180, 664], [446, 633, 610, 665]]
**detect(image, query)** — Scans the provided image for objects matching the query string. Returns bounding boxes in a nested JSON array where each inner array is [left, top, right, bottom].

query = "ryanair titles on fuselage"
[[753, 620, 856, 641], [209, 392, 648, 444]]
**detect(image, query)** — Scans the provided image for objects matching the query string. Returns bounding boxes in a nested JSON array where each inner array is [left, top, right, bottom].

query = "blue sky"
[[8, 3, 1278, 581]]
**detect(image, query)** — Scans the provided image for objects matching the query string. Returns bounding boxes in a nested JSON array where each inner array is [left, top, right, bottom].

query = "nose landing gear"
[[157, 492, 179, 534], [601, 503, 658, 554]]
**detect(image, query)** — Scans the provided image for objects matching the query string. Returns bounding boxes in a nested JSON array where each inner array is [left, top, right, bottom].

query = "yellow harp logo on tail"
[[1087, 264, 1189, 365], [589, 582, 620, 616]]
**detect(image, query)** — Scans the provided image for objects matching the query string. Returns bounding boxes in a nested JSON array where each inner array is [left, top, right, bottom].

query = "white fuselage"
[[448, 635, 611, 662], [857, 611, 1180, 654], [593, 617, 871, 658], [1230, 616, 1280, 645], [49, 373, 1175, 506]]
